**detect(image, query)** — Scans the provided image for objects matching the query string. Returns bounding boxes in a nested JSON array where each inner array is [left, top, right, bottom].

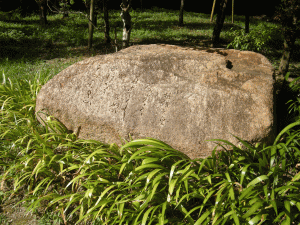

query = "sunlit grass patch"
[[0, 69, 300, 224]]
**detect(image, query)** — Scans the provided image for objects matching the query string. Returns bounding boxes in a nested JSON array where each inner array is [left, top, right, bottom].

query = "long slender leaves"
[[1, 71, 300, 224]]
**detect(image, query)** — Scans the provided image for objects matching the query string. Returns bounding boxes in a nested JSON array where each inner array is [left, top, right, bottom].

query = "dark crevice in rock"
[[226, 60, 233, 69]]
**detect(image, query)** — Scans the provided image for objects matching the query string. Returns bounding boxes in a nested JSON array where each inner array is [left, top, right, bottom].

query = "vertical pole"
[[210, 0, 217, 22]]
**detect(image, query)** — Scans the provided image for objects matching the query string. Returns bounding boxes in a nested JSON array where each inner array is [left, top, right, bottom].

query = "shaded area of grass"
[[0, 9, 299, 80]]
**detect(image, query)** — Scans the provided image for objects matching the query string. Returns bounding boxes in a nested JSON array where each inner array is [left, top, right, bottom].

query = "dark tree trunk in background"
[[37, 0, 48, 26], [103, 0, 111, 44], [179, 0, 185, 26], [140, 0, 143, 11], [212, 0, 228, 47], [231, 0, 234, 23], [62, 0, 69, 18], [275, 0, 300, 76], [245, 14, 250, 33], [244, 0, 250, 33], [120, 0, 132, 48], [88, 0, 95, 49], [279, 28, 296, 75]]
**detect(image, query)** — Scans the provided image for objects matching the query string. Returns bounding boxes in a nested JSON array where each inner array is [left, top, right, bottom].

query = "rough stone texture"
[[36, 44, 275, 159]]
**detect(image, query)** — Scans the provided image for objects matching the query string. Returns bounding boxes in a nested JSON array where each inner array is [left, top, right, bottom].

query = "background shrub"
[[225, 23, 282, 54]]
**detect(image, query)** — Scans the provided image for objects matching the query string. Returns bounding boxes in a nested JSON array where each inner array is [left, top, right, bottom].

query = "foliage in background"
[[225, 23, 282, 54], [0, 8, 22, 21], [273, 0, 300, 75]]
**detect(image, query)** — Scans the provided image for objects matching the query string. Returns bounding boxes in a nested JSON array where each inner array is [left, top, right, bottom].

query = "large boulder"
[[36, 44, 275, 159]]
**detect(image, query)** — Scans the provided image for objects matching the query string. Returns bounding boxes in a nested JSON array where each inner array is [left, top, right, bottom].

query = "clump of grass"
[[1, 67, 300, 224], [0, 213, 9, 225]]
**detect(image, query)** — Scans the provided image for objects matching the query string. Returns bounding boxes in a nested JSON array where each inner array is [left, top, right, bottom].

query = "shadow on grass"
[[133, 19, 240, 32], [0, 10, 297, 75], [0, 20, 110, 62], [131, 34, 215, 48], [1, 14, 218, 63]]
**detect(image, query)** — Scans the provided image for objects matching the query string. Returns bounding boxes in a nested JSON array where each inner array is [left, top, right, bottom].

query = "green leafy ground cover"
[[0, 9, 300, 224]]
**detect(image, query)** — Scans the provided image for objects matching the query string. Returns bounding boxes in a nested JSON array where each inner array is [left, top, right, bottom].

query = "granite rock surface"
[[36, 44, 275, 159]]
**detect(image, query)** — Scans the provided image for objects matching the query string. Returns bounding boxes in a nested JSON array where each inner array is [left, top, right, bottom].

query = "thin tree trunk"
[[245, 14, 250, 33], [279, 16, 297, 76], [103, 0, 111, 44], [179, 0, 185, 26], [279, 36, 295, 76], [88, 0, 95, 49], [212, 0, 228, 47], [62, 0, 69, 19], [231, 0, 234, 23], [140, 0, 143, 11], [244, 0, 249, 33], [37, 0, 48, 26], [120, 0, 132, 48]]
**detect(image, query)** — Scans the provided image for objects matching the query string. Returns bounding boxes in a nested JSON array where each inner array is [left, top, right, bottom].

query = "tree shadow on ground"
[[0, 11, 298, 75]]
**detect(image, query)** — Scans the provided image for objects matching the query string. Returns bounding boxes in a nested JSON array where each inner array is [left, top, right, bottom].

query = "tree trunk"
[[103, 0, 111, 44], [88, 0, 95, 49], [231, 0, 234, 23], [244, 0, 249, 33], [212, 0, 228, 47], [179, 0, 185, 26], [279, 34, 296, 76], [37, 0, 48, 26], [278, 15, 297, 76], [120, 0, 132, 48], [140, 0, 143, 11], [62, 0, 69, 19], [245, 14, 250, 33]]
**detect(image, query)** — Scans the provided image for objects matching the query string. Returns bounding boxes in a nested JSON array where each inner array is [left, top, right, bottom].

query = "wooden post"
[[210, 0, 217, 22]]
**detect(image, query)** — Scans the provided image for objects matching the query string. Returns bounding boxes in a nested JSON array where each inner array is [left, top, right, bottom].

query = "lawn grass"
[[0, 8, 300, 225], [1, 8, 299, 81]]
